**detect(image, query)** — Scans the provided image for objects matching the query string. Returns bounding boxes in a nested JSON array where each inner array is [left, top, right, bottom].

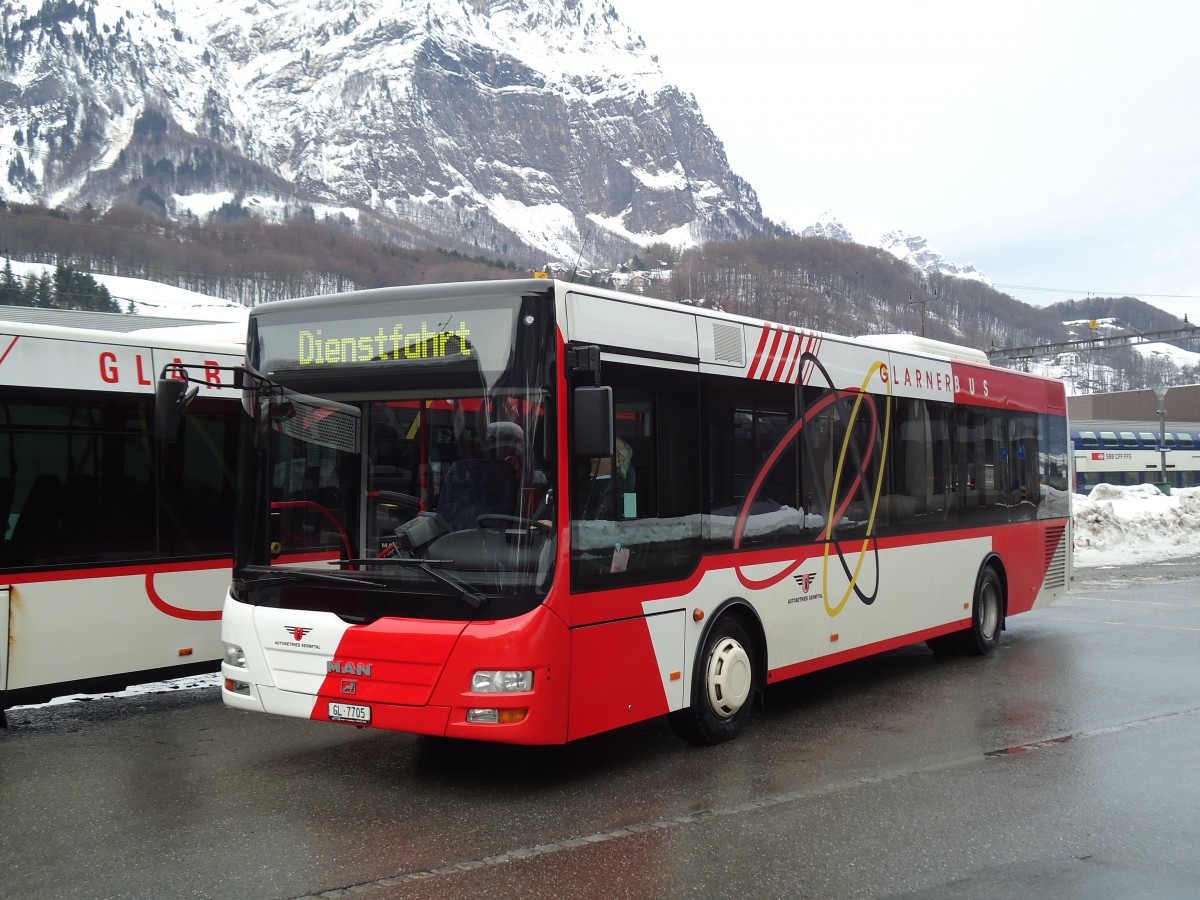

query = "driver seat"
[[436, 458, 519, 531]]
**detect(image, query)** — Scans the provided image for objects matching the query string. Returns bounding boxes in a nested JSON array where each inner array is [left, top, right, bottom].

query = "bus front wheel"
[[669, 616, 757, 745]]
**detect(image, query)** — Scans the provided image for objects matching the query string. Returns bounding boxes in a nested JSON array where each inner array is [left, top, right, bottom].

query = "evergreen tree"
[[32, 272, 53, 308], [0, 258, 22, 306], [50, 261, 119, 312]]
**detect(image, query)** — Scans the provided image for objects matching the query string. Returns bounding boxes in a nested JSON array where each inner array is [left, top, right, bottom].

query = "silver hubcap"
[[978, 579, 1000, 640]]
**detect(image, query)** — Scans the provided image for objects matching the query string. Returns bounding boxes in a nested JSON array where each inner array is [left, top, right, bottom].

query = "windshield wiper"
[[238, 569, 385, 590], [336, 557, 488, 609]]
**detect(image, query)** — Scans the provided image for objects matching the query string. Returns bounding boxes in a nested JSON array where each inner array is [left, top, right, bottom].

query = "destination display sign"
[[297, 319, 474, 366], [259, 307, 516, 377]]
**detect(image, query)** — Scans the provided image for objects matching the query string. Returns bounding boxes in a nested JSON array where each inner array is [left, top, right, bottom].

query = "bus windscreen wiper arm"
[[337, 558, 488, 608], [240, 570, 385, 589]]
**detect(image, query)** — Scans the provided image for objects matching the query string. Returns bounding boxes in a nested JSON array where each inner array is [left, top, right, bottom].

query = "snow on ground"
[[3, 257, 249, 322], [1073, 482, 1200, 567], [15, 482, 1198, 712], [19, 673, 223, 708]]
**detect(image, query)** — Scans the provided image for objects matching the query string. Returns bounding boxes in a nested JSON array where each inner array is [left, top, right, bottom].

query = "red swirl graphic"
[[732, 357, 886, 606], [145, 573, 222, 621]]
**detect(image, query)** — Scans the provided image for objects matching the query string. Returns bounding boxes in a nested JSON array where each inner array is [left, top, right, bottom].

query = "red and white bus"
[[197, 279, 1071, 745], [0, 307, 243, 725]]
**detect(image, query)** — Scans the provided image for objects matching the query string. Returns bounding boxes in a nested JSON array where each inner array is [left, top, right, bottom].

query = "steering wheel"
[[475, 514, 552, 534], [371, 490, 420, 507]]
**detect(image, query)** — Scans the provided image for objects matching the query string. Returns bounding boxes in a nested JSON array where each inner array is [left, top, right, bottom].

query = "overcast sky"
[[616, 0, 1200, 321]]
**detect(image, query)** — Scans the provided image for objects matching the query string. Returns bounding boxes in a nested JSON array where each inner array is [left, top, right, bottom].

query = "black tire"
[[668, 616, 757, 745], [962, 566, 1004, 656], [926, 565, 1004, 656], [925, 631, 959, 656]]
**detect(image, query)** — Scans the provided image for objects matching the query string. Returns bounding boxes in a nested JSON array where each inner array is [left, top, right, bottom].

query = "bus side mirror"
[[573, 385, 613, 457], [155, 377, 198, 443]]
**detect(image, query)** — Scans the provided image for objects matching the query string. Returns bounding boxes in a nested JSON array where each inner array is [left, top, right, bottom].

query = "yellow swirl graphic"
[[824, 361, 892, 617]]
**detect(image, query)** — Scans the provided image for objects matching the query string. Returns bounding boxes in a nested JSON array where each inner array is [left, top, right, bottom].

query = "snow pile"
[[24, 673, 219, 708], [1073, 483, 1200, 567]]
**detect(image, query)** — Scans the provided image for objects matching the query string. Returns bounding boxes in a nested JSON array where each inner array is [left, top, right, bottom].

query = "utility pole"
[[1153, 386, 1170, 491], [908, 293, 928, 337], [905, 287, 938, 337]]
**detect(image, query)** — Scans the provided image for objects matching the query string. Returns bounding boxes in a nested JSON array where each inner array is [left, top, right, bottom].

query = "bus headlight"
[[471, 670, 533, 693], [224, 642, 247, 668]]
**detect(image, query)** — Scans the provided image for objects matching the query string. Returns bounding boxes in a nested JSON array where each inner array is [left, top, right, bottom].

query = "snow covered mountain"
[[802, 211, 991, 284], [1, 0, 777, 265]]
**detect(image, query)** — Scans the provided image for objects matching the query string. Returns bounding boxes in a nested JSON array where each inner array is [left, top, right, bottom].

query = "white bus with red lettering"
[[0, 306, 244, 725], [1071, 421, 1200, 492], [185, 280, 1070, 746]]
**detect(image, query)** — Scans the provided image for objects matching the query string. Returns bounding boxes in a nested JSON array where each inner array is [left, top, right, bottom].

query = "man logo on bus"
[[286, 626, 313, 642]]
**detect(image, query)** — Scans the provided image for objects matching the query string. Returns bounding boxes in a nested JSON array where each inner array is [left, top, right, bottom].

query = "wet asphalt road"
[[3, 558, 1200, 900]]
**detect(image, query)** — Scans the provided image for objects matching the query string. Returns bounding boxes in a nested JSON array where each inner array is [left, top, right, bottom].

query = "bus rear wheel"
[[928, 566, 1003, 656], [964, 566, 1003, 655], [669, 616, 757, 745]]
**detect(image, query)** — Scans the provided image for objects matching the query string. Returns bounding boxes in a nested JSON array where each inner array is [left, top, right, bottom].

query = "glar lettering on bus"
[[99, 352, 226, 387], [298, 321, 473, 366]]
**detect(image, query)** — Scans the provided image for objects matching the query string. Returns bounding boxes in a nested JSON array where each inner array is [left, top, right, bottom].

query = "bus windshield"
[[233, 286, 557, 621]]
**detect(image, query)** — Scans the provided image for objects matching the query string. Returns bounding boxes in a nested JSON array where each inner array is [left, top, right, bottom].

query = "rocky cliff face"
[[1, 0, 778, 265]]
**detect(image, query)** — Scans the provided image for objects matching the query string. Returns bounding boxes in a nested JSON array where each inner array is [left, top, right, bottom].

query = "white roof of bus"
[[1, 304, 226, 332], [540, 282, 994, 366], [0, 305, 246, 352], [848, 332, 990, 364], [244, 280, 995, 367]]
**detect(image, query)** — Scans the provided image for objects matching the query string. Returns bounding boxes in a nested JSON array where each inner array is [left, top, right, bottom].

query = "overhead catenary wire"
[[994, 283, 1200, 301]]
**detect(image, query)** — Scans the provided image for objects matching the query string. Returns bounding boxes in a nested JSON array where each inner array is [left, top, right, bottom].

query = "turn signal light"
[[466, 708, 529, 724]]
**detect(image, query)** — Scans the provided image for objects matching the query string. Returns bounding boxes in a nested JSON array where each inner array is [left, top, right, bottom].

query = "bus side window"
[[1, 392, 200, 567], [0, 477, 13, 545], [9, 473, 61, 563], [571, 365, 700, 591], [888, 399, 945, 525], [161, 400, 239, 555], [1008, 413, 1038, 512], [704, 379, 800, 548]]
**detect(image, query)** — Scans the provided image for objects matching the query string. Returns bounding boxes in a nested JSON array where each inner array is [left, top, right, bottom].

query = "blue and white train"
[[1072, 419, 1200, 492]]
